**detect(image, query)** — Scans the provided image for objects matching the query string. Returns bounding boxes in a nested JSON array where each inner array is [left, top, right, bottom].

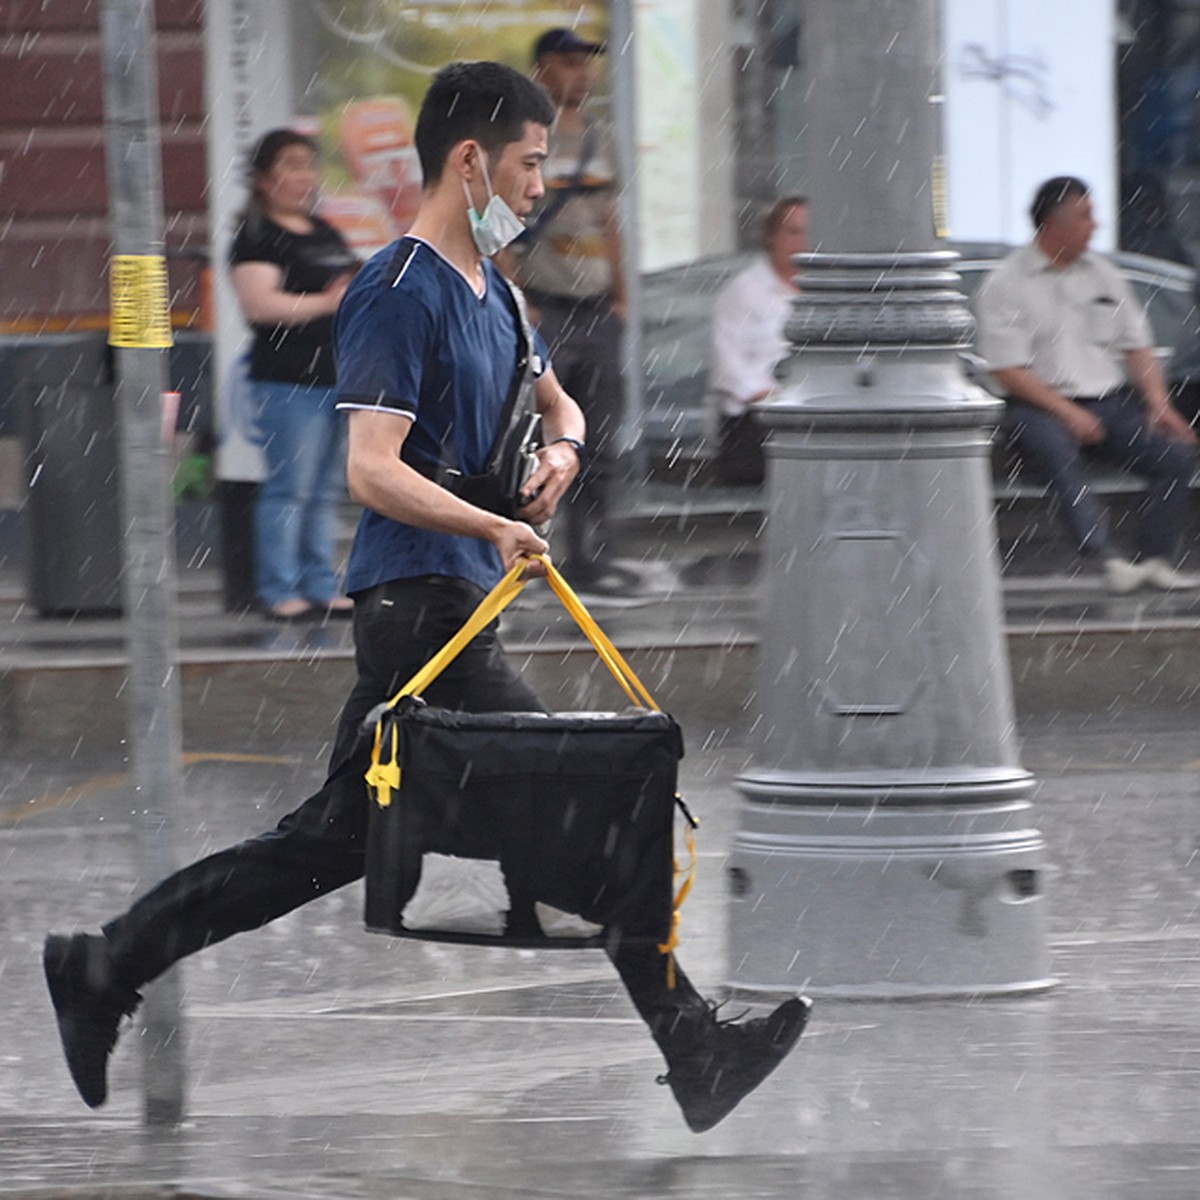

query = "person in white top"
[[708, 195, 808, 485], [976, 176, 1198, 593]]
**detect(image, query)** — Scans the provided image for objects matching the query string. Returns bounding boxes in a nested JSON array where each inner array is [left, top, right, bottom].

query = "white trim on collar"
[[404, 235, 488, 300]]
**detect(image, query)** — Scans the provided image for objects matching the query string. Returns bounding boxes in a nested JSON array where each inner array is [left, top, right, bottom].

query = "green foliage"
[[172, 453, 212, 502]]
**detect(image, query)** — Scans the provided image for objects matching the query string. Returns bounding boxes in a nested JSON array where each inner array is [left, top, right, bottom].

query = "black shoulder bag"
[[404, 258, 542, 520]]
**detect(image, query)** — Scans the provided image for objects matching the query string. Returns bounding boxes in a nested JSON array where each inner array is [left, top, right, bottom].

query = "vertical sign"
[[942, 0, 1118, 249], [203, 0, 298, 483], [633, 0, 701, 270]]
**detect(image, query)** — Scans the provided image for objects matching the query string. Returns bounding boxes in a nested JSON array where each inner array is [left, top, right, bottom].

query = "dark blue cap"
[[533, 27, 605, 61]]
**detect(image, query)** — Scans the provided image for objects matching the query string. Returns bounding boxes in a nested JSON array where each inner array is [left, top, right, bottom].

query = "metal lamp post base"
[[728, 250, 1053, 999], [727, 770, 1055, 1000]]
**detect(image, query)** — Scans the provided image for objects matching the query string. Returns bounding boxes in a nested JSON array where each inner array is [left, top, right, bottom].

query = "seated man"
[[976, 175, 1198, 592], [707, 195, 808, 486]]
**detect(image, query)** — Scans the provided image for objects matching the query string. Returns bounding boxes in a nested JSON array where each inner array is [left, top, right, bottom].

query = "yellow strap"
[[658, 813, 698, 988], [380, 554, 659, 712], [364, 720, 403, 808], [541, 563, 659, 711]]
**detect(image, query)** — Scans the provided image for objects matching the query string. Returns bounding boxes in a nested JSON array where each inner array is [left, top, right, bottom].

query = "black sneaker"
[[43, 933, 141, 1108], [658, 995, 812, 1133]]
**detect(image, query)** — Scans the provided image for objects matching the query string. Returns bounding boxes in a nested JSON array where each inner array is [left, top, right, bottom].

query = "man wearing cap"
[[504, 27, 634, 597]]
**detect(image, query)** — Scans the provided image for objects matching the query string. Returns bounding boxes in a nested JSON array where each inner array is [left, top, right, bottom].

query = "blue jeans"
[[252, 379, 346, 606], [1002, 387, 1196, 560]]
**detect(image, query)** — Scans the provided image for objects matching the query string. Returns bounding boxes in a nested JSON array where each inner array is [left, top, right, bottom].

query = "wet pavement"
[[2, 676, 1199, 1197], [1, 495, 1199, 1197]]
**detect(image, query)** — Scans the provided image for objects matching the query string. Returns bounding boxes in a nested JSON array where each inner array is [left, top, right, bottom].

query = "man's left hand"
[[1150, 403, 1199, 445], [517, 439, 582, 526]]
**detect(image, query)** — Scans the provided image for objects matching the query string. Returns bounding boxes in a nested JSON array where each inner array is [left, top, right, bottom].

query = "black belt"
[[361, 573, 483, 597], [1072, 385, 1135, 404]]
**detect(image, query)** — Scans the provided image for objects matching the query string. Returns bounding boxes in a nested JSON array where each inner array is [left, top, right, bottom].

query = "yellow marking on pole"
[[109, 254, 174, 348], [932, 156, 951, 240]]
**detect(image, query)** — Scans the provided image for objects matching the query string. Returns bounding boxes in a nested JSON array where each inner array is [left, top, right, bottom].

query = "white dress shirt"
[[708, 256, 797, 420], [975, 243, 1153, 397]]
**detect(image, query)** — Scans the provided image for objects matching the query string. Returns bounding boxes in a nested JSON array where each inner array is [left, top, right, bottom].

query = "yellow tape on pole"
[[109, 254, 174, 348], [932, 155, 952, 241]]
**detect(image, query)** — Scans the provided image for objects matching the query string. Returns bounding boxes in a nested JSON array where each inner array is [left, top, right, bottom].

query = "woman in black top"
[[230, 129, 357, 620]]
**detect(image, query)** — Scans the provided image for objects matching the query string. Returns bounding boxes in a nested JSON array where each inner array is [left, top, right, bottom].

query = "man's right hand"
[[494, 520, 550, 575], [991, 367, 1106, 446], [1059, 401, 1105, 445]]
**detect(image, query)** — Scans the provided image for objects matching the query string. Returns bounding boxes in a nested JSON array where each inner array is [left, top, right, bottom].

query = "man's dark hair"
[[415, 61, 556, 183], [1030, 176, 1089, 229], [763, 193, 808, 243]]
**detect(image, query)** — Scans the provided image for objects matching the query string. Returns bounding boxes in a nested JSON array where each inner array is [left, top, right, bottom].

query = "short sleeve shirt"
[[975, 243, 1154, 397], [230, 213, 353, 387], [334, 237, 537, 595]]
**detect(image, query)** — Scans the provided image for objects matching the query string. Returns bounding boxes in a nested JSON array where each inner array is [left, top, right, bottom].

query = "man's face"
[[534, 50, 596, 108], [769, 205, 809, 263], [1044, 193, 1096, 262], [486, 122, 549, 218]]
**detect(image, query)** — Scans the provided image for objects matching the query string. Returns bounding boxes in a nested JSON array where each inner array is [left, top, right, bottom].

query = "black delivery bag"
[[365, 702, 683, 946], [363, 558, 692, 950]]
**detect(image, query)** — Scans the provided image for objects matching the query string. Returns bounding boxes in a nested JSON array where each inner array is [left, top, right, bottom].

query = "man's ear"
[[448, 139, 481, 182]]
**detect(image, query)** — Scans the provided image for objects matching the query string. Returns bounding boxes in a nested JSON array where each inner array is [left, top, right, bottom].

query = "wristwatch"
[[551, 435, 587, 464]]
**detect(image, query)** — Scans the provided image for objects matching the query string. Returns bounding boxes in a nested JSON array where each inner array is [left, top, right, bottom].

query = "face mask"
[[463, 153, 526, 256]]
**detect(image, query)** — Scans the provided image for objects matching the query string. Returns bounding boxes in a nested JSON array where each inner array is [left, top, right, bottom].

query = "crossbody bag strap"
[[483, 275, 539, 475], [397, 247, 536, 484]]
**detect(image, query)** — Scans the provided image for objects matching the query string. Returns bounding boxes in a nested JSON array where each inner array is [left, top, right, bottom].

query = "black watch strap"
[[552, 435, 587, 462]]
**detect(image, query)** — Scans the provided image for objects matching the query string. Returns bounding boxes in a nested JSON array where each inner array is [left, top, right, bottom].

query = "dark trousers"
[[1002, 387, 1196, 560], [1169, 379, 1200, 429], [528, 293, 624, 580], [716, 412, 768, 487], [102, 575, 703, 1046]]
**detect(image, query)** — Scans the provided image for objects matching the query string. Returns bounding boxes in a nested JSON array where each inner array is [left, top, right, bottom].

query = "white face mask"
[[463, 153, 526, 257]]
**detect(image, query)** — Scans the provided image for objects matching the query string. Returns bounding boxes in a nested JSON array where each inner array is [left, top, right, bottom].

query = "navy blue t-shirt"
[[335, 237, 542, 595]]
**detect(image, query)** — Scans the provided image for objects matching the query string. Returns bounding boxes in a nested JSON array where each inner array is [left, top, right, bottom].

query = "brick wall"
[[0, 0, 208, 331]]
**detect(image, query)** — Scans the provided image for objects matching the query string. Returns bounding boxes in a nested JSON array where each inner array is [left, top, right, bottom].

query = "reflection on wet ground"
[[2, 728, 1198, 1198]]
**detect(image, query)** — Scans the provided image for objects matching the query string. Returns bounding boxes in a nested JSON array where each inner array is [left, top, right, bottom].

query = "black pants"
[[102, 575, 703, 1045], [1169, 378, 1200, 430], [716, 412, 767, 487], [528, 292, 624, 580]]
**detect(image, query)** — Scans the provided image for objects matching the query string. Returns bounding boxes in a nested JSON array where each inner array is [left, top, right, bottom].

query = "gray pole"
[[802, 0, 945, 253], [101, 0, 187, 1122], [609, 0, 644, 460], [727, 0, 1052, 998]]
